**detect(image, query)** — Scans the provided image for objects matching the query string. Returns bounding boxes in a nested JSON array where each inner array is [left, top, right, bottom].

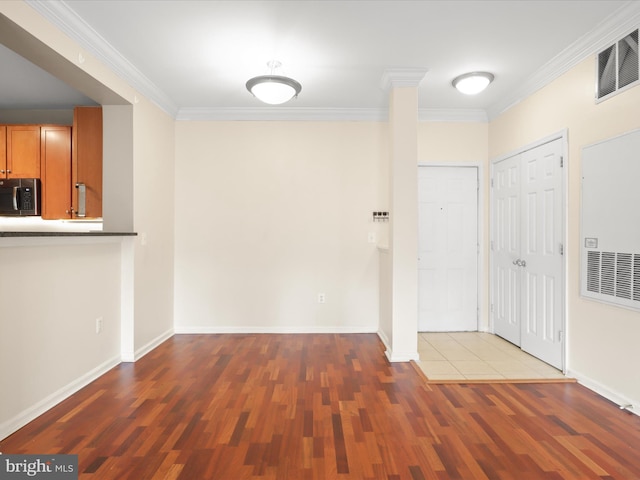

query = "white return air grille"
[[587, 251, 640, 303], [597, 29, 639, 101]]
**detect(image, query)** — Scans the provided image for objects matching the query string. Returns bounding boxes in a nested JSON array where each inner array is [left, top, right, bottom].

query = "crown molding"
[[419, 108, 488, 123], [380, 68, 429, 91], [26, 0, 179, 117], [486, 1, 640, 120], [176, 106, 487, 123], [177, 107, 386, 122]]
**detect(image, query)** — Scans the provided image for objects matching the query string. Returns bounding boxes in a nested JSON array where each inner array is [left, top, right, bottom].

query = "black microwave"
[[0, 178, 41, 216]]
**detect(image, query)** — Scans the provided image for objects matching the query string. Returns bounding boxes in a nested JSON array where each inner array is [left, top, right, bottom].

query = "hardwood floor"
[[2, 334, 640, 479]]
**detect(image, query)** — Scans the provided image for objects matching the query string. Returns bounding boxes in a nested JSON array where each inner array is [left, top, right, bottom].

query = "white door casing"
[[492, 138, 565, 369], [418, 166, 479, 332]]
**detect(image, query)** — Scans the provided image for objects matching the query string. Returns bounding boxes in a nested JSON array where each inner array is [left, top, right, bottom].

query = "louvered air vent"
[[597, 29, 639, 100], [586, 251, 640, 305]]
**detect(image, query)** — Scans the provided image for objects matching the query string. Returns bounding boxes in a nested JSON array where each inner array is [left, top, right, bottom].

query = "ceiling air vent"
[[597, 29, 639, 101]]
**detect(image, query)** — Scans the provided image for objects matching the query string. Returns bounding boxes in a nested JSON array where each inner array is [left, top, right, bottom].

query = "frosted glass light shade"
[[246, 75, 302, 105], [452, 72, 494, 95]]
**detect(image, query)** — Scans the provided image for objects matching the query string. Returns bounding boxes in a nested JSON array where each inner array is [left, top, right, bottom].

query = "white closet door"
[[519, 139, 564, 368], [418, 166, 478, 332], [492, 155, 522, 346], [492, 139, 564, 369]]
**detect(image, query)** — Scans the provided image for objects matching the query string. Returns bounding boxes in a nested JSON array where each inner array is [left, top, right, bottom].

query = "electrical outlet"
[[96, 317, 103, 334], [317, 293, 326, 304]]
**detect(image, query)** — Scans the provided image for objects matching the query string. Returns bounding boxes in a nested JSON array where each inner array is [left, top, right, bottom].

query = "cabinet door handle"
[[0, 169, 5, 174], [6, 169, 11, 174], [75, 183, 86, 218]]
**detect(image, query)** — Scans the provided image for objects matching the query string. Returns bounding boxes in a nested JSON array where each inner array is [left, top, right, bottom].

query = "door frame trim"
[[489, 129, 568, 373], [417, 162, 484, 332]]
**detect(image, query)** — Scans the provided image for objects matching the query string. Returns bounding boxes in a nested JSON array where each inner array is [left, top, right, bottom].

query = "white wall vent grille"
[[581, 128, 640, 311], [597, 29, 639, 101], [587, 252, 639, 300]]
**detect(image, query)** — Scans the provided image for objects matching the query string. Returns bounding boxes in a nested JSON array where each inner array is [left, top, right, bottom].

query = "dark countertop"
[[0, 231, 137, 237]]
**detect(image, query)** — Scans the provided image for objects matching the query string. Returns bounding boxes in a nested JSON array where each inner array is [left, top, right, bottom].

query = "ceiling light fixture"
[[452, 71, 494, 95], [246, 60, 302, 105]]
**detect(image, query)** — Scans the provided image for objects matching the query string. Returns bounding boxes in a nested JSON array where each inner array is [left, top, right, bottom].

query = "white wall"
[[489, 57, 640, 408], [0, 240, 122, 439], [132, 98, 175, 351], [174, 121, 385, 332]]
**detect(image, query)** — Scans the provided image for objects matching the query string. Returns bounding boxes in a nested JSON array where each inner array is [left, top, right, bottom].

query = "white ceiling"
[[4, 0, 639, 120]]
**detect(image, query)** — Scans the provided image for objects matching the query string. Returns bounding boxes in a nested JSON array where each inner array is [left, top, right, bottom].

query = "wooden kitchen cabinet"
[[40, 126, 72, 220], [1, 125, 41, 178], [0, 126, 5, 175], [72, 106, 102, 218], [40, 107, 103, 219]]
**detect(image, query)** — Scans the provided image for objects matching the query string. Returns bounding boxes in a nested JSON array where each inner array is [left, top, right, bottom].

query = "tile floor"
[[417, 331, 569, 381]]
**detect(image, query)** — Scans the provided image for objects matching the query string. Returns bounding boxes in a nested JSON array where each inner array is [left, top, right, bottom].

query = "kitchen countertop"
[[0, 231, 137, 237]]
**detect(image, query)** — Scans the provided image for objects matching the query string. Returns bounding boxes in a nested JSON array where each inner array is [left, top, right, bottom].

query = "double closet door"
[[492, 138, 564, 369]]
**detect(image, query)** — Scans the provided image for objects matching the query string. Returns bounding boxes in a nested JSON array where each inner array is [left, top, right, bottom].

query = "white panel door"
[[418, 166, 478, 332], [492, 154, 522, 345], [519, 140, 564, 368], [492, 139, 564, 369]]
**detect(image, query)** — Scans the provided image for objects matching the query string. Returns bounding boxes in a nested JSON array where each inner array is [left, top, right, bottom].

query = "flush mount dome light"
[[246, 61, 302, 105], [452, 71, 494, 95]]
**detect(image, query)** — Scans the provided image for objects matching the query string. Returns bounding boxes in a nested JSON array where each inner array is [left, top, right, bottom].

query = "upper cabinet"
[[1, 125, 41, 178], [72, 106, 102, 219]]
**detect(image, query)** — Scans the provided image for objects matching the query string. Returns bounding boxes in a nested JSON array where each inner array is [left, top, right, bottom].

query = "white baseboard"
[[121, 327, 174, 362], [377, 329, 391, 351], [384, 349, 420, 363], [174, 325, 377, 334], [567, 368, 639, 417], [0, 355, 121, 442], [376, 330, 419, 362]]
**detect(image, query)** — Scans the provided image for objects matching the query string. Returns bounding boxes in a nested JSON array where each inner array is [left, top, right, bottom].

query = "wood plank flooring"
[[2, 334, 640, 479]]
